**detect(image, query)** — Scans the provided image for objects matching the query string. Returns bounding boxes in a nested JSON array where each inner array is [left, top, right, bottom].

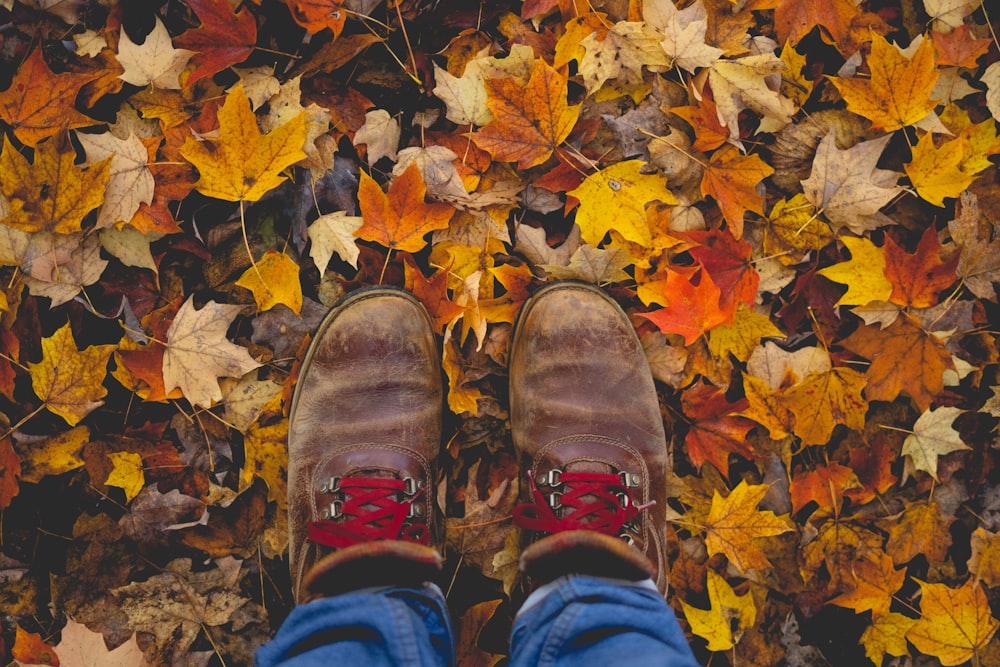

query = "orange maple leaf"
[[681, 381, 755, 478], [932, 25, 992, 68], [175, 0, 258, 85], [0, 48, 100, 147], [472, 59, 580, 169], [286, 0, 347, 36], [841, 313, 954, 411], [684, 229, 759, 318], [640, 265, 730, 346], [774, 0, 886, 55], [700, 145, 774, 239], [789, 461, 860, 515], [403, 256, 467, 333], [884, 226, 959, 308], [831, 33, 939, 131], [671, 97, 729, 152], [357, 163, 456, 253], [829, 552, 906, 616]]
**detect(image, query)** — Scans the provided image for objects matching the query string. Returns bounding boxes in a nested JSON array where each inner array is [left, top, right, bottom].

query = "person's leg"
[[256, 287, 453, 666], [507, 282, 699, 666], [256, 584, 452, 666]]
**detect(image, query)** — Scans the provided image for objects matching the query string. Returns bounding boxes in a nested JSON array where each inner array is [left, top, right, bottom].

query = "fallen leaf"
[[105, 451, 145, 502], [905, 132, 976, 207], [699, 144, 773, 238], [861, 612, 917, 665], [0, 135, 111, 234], [14, 426, 89, 483], [817, 236, 893, 307], [356, 162, 456, 252], [308, 211, 363, 271], [175, 0, 257, 85], [800, 134, 903, 234], [831, 33, 939, 131], [907, 579, 999, 666], [782, 367, 867, 446], [932, 25, 992, 68], [706, 53, 795, 139], [790, 462, 860, 516], [77, 131, 155, 229], [180, 83, 306, 202], [0, 436, 20, 509], [12, 625, 59, 666], [54, 618, 147, 667], [0, 48, 100, 146], [241, 417, 288, 507], [828, 552, 905, 616], [235, 251, 303, 315], [707, 303, 783, 363], [883, 226, 958, 307], [682, 381, 755, 478], [703, 480, 794, 574], [161, 296, 263, 408], [901, 406, 969, 480], [640, 265, 730, 346], [948, 191, 1000, 301], [287, 0, 347, 36], [473, 58, 580, 168], [454, 598, 503, 667], [353, 108, 400, 164], [568, 160, 674, 247], [577, 21, 670, 95], [117, 18, 194, 90], [28, 323, 117, 426], [647, 0, 723, 73], [885, 500, 954, 564], [680, 569, 756, 651]]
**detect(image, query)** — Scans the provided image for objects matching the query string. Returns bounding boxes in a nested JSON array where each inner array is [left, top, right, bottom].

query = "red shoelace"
[[308, 477, 429, 548], [513, 471, 652, 536]]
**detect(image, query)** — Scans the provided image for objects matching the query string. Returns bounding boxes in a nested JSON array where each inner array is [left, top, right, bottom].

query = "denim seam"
[[538, 578, 584, 667]]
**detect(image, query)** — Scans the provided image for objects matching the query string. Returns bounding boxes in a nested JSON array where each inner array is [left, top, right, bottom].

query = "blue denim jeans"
[[256, 575, 700, 666]]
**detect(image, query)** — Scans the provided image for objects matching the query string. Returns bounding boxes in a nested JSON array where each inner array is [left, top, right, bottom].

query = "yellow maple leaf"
[[180, 83, 307, 202], [14, 426, 89, 483], [235, 250, 303, 314], [28, 323, 117, 426], [782, 367, 867, 446], [862, 612, 917, 665], [357, 163, 456, 253], [703, 480, 794, 574], [105, 451, 145, 502], [908, 579, 999, 666], [740, 373, 794, 440], [969, 528, 1000, 588], [904, 132, 975, 207], [0, 135, 110, 234], [242, 417, 288, 508], [817, 236, 893, 306], [707, 303, 784, 363], [568, 160, 676, 247], [680, 569, 757, 651], [830, 33, 939, 131], [829, 553, 905, 616], [764, 194, 834, 266]]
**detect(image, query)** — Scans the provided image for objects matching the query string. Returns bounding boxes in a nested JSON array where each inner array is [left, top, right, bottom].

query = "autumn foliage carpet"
[[1, 0, 1000, 665]]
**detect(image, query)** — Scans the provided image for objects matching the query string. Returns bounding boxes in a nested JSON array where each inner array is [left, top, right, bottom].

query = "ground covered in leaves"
[[1, 0, 1000, 665]]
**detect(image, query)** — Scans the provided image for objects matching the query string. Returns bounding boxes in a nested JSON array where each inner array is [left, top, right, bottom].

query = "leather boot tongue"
[[563, 460, 615, 475]]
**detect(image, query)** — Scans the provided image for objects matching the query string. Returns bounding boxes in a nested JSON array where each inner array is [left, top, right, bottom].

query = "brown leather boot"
[[509, 282, 670, 592], [287, 287, 443, 602]]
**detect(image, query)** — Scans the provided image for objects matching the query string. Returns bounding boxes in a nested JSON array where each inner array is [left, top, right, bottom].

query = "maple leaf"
[[353, 108, 401, 164], [114, 558, 253, 663], [28, 323, 117, 426], [117, 18, 194, 89], [685, 229, 759, 316], [681, 381, 755, 478], [0, 135, 111, 234], [356, 163, 456, 252], [774, 0, 884, 55], [923, 0, 980, 31], [784, 367, 867, 446], [105, 451, 145, 502], [671, 97, 729, 152], [473, 58, 581, 168], [829, 552, 905, 616], [77, 131, 154, 230], [905, 132, 976, 207], [740, 373, 795, 439], [948, 191, 1000, 301], [455, 598, 504, 667], [54, 618, 147, 667], [161, 296, 263, 408], [706, 53, 796, 139], [932, 25, 992, 68], [646, 0, 723, 73], [842, 313, 954, 411], [680, 570, 756, 651], [640, 265, 730, 346], [308, 210, 362, 271], [763, 194, 834, 265], [0, 48, 100, 146], [789, 462, 860, 516], [568, 160, 674, 246], [800, 133, 903, 234], [12, 625, 58, 666], [885, 500, 954, 565], [180, 83, 307, 202], [883, 226, 958, 308], [235, 251, 304, 315], [907, 579, 999, 666], [862, 612, 917, 665], [969, 528, 1000, 587], [901, 406, 969, 480], [577, 21, 671, 96], [541, 244, 631, 284], [432, 61, 493, 126], [817, 235, 893, 306], [442, 326, 484, 415], [446, 459, 519, 569], [699, 145, 773, 239], [241, 417, 288, 507], [831, 33, 939, 131], [287, 0, 348, 36], [404, 259, 466, 333], [707, 303, 783, 363], [13, 426, 89, 483], [703, 480, 794, 574], [175, 0, 257, 85]]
